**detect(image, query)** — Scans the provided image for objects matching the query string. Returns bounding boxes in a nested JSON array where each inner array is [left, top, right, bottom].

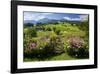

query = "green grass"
[[45, 53, 76, 61], [24, 53, 77, 62], [37, 31, 56, 37]]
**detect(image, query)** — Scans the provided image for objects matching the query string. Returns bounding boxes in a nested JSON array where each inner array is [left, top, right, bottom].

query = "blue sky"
[[24, 11, 88, 22]]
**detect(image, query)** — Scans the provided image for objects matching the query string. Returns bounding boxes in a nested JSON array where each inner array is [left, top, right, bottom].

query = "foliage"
[[24, 36, 65, 58], [44, 36, 65, 54], [24, 27, 37, 38], [67, 36, 89, 58]]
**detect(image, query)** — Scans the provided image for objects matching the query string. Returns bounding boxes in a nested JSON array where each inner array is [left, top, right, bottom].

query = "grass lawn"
[[24, 53, 77, 62]]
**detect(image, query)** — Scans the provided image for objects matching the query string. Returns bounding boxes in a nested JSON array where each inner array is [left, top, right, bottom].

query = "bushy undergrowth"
[[24, 35, 65, 58], [24, 22, 89, 60]]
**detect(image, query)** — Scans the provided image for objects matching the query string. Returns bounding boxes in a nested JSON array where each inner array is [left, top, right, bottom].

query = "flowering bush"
[[67, 36, 89, 58], [24, 35, 65, 58], [68, 36, 84, 48], [24, 38, 48, 58]]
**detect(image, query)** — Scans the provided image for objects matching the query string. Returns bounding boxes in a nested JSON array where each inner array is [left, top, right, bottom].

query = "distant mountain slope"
[[24, 17, 82, 25]]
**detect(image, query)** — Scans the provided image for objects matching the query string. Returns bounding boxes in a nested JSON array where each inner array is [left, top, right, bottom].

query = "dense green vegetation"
[[23, 22, 89, 62]]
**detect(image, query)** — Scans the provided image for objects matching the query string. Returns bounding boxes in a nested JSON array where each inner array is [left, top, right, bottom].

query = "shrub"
[[68, 36, 84, 48], [24, 27, 37, 38], [24, 37, 48, 57], [44, 36, 65, 54], [24, 34, 65, 58], [24, 37, 53, 58], [24, 38, 37, 57], [46, 27, 52, 31], [67, 36, 89, 58], [54, 29, 61, 35]]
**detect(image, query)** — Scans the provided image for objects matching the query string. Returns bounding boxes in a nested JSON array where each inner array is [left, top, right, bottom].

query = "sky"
[[24, 11, 89, 22]]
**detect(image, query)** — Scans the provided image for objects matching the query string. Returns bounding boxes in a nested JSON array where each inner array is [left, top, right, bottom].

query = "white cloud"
[[24, 12, 37, 20], [64, 16, 81, 21], [63, 17, 71, 20], [24, 12, 45, 21], [64, 14, 88, 21], [79, 15, 88, 21], [24, 12, 53, 21], [34, 13, 54, 21], [24, 12, 88, 22], [35, 16, 45, 21], [42, 13, 53, 15]]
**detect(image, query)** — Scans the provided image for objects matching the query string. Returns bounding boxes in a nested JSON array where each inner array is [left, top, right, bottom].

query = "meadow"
[[23, 21, 89, 62]]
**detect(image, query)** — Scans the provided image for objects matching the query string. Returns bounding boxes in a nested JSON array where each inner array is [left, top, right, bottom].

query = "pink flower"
[[68, 36, 84, 48], [29, 42, 37, 49]]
